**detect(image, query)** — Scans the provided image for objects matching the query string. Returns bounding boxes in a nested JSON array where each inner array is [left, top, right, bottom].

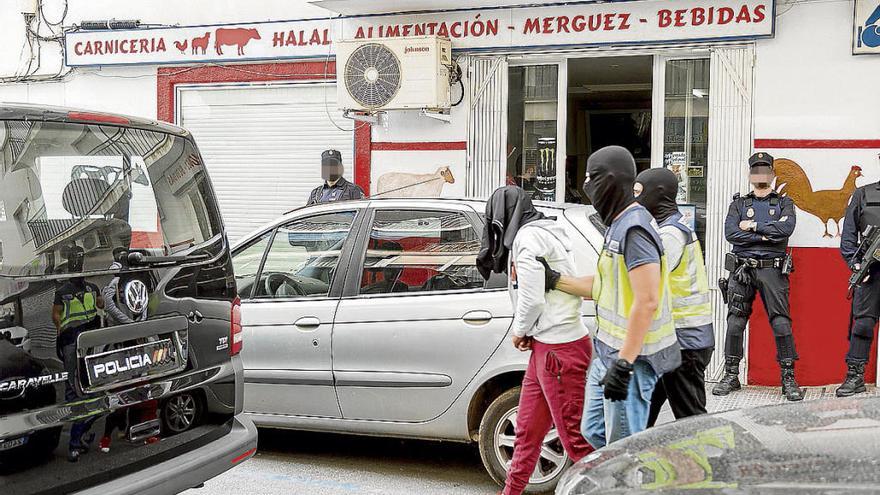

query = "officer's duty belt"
[[737, 257, 782, 269]]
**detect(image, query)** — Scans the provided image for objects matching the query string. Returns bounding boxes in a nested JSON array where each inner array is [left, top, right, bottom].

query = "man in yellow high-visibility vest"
[[543, 146, 680, 447], [52, 245, 104, 462], [633, 168, 715, 426]]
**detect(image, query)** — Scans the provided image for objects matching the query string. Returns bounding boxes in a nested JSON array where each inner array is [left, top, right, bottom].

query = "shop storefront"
[[2, 0, 880, 386]]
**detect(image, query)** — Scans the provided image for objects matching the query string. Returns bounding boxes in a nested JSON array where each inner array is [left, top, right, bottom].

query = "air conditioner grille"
[[344, 43, 402, 109]]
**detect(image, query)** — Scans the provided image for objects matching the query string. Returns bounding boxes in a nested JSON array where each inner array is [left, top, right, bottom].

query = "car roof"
[[234, 197, 594, 250], [0, 102, 189, 137]]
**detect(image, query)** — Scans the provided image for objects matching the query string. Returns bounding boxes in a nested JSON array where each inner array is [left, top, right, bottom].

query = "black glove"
[[599, 359, 633, 401], [536, 257, 560, 292]]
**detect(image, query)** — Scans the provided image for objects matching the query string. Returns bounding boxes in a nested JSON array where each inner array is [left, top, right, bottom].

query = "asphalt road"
[[188, 428, 501, 495]]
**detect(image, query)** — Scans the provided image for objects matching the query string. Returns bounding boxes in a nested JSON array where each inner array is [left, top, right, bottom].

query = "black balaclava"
[[321, 149, 344, 183], [635, 168, 680, 224], [476, 186, 545, 279], [583, 146, 637, 226]]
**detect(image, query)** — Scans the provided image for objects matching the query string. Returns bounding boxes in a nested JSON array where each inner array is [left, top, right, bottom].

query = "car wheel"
[[162, 392, 202, 435], [478, 387, 571, 494]]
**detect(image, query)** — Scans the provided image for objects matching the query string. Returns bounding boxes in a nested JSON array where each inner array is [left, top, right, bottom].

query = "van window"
[[0, 121, 223, 281]]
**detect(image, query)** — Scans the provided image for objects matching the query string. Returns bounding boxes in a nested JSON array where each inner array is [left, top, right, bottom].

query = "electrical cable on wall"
[[449, 60, 465, 107], [2, 0, 74, 84]]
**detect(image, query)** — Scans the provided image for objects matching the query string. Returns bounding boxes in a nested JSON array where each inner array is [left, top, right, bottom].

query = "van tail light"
[[67, 111, 131, 125], [230, 296, 243, 356]]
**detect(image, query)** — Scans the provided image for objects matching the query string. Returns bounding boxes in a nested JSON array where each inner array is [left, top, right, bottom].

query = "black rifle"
[[848, 225, 880, 298]]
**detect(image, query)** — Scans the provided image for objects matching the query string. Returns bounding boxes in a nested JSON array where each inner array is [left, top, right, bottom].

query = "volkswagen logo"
[[124, 279, 149, 315]]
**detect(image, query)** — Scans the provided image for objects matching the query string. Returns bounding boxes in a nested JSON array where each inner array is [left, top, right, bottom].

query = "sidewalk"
[[707, 384, 880, 413]]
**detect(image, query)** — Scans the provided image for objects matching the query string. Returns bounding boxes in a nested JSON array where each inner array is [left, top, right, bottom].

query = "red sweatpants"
[[503, 335, 593, 495]]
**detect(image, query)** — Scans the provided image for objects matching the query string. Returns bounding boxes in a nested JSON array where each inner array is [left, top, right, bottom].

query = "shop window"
[[507, 65, 558, 201], [663, 58, 710, 249]]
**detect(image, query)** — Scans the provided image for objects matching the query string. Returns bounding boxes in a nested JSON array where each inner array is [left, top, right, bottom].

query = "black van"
[[0, 105, 256, 494]]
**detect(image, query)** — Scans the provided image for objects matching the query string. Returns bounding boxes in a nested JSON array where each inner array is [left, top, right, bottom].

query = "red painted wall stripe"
[[372, 141, 467, 151], [755, 139, 880, 149], [354, 123, 372, 195], [156, 61, 371, 189]]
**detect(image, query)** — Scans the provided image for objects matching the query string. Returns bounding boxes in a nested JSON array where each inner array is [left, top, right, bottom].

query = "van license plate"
[[0, 436, 28, 451], [84, 338, 179, 390]]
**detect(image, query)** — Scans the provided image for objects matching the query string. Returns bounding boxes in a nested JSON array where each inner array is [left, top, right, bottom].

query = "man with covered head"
[[713, 152, 803, 402], [634, 168, 715, 426], [541, 146, 680, 447], [306, 149, 365, 205], [476, 186, 593, 495]]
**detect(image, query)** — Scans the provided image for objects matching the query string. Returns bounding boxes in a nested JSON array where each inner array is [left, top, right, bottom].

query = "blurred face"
[[750, 165, 774, 189]]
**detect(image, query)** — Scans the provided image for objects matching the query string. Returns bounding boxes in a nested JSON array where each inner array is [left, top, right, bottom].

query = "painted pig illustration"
[[215, 28, 261, 56]]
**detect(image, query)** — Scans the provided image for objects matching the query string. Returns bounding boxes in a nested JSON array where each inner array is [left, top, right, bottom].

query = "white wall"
[[370, 84, 470, 198], [0, 0, 330, 119], [754, 0, 880, 248]]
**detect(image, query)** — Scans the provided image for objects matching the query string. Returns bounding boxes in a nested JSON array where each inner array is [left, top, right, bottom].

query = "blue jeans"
[[581, 357, 659, 448]]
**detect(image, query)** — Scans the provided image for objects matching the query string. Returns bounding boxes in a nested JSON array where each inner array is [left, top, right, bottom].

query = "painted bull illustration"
[[215, 28, 261, 56]]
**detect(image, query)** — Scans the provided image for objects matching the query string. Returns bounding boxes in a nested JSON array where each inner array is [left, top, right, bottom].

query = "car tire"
[[161, 392, 203, 435], [478, 387, 571, 495]]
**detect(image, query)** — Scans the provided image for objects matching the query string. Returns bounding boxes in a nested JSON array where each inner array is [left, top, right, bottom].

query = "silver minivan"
[[231, 198, 603, 492]]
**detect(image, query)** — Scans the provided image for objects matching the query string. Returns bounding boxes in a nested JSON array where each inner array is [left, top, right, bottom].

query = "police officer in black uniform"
[[837, 154, 880, 397], [714, 152, 804, 401], [306, 149, 365, 205]]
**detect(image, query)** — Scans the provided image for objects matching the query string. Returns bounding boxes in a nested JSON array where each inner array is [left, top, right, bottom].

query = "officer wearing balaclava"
[[634, 168, 715, 427], [306, 149, 365, 205], [714, 152, 803, 401], [540, 146, 680, 447]]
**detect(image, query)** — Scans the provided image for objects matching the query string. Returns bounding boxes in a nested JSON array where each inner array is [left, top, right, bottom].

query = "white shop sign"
[[854, 0, 880, 55], [65, 0, 775, 67]]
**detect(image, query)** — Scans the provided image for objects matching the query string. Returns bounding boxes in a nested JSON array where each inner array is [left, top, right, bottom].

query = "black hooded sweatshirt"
[[477, 186, 545, 280]]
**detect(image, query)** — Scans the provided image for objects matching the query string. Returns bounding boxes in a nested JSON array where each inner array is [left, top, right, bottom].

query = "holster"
[[718, 277, 729, 304]]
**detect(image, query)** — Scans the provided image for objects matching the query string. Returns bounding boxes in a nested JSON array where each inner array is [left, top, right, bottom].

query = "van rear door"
[[0, 119, 240, 494]]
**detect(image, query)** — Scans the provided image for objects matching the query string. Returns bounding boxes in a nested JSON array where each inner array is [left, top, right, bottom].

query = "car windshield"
[[0, 120, 223, 281]]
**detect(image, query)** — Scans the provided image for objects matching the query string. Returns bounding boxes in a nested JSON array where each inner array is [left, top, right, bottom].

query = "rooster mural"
[[773, 158, 863, 238]]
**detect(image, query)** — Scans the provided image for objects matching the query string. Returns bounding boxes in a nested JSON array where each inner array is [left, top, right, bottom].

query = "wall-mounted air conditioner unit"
[[336, 36, 452, 112]]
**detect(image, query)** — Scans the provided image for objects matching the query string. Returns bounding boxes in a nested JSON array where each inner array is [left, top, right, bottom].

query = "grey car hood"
[[558, 396, 880, 494]]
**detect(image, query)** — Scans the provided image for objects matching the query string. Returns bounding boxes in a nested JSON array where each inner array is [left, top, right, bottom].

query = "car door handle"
[[462, 310, 493, 325], [293, 317, 321, 330]]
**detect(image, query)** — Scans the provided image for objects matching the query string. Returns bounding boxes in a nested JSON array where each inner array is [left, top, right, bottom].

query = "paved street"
[[191, 385, 880, 495], [187, 428, 499, 495]]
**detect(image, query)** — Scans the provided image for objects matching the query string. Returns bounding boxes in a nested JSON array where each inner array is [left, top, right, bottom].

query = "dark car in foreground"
[[557, 395, 880, 494], [0, 104, 256, 494]]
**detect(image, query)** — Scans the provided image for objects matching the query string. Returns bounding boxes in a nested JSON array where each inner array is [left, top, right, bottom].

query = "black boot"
[[712, 357, 742, 396], [836, 361, 867, 397], [779, 359, 804, 401]]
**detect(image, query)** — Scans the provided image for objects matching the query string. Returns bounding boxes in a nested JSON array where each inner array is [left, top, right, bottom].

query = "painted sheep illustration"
[[375, 166, 456, 198]]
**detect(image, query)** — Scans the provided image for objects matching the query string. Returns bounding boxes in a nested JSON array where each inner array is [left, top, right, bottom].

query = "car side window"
[[359, 209, 483, 295], [255, 211, 356, 299], [231, 233, 271, 299]]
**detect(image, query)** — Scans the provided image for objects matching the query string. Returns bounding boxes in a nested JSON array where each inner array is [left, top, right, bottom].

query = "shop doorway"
[[566, 55, 653, 204]]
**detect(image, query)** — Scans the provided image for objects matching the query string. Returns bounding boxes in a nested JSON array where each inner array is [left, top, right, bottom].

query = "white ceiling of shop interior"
[[568, 56, 653, 88], [310, 0, 601, 15]]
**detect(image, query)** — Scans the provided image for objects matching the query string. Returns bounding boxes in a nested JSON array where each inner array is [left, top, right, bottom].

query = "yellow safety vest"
[[660, 214, 715, 350], [592, 207, 680, 373], [60, 289, 98, 331]]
